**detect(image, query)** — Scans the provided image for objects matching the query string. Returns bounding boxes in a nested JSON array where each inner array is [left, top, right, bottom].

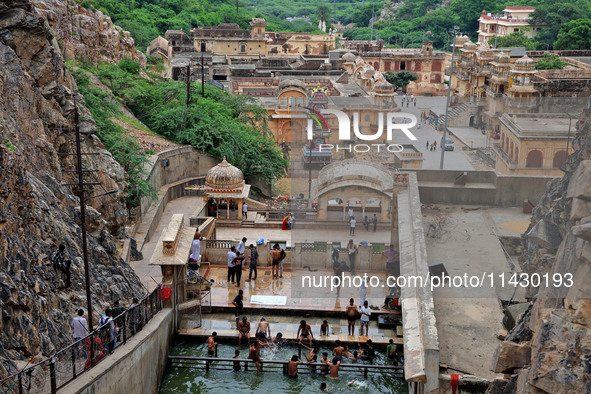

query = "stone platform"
[[204, 266, 398, 317]]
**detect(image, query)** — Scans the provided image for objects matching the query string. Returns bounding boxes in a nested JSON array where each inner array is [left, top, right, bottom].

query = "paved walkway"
[[448, 127, 493, 149], [216, 226, 392, 247], [130, 196, 204, 292], [423, 205, 530, 380], [396, 97, 475, 170]]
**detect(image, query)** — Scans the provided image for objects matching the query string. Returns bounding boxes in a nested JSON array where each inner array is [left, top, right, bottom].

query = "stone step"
[[178, 328, 402, 346]]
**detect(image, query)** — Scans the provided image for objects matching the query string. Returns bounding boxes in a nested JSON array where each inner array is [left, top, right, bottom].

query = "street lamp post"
[[440, 26, 460, 170]]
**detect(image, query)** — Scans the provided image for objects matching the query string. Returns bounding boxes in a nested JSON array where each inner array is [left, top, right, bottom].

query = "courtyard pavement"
[[423, 204, 531, 379]]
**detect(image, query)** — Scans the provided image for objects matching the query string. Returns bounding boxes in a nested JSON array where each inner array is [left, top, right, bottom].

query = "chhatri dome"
[[205, 157, 245, 192]]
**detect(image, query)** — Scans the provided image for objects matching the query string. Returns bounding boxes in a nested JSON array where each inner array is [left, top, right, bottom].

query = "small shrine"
[[203, 157, 250, 219]]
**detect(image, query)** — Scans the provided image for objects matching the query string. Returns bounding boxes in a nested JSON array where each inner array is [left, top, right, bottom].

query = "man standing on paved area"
[[228, 246, 237, 283], [359, 300, 371, 336], [248, 244, 258, 280], [372, 214, 378, 232], [382, 244, 399, 277], [346, 298, 357, 336], [242, 202, 248, 220], [236, 237, 247, 279], [232, 289, 244, 328], [233, 252, 245, 287], [349, 216, 356, 236], [347, 239, 357, 275], [237, 237, 247, 255], [275, 243, 286, 278]]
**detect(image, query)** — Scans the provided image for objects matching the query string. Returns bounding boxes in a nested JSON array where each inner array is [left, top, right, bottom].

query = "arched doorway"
[[553, 150, 567, 168], [526, 150, 543, 168]]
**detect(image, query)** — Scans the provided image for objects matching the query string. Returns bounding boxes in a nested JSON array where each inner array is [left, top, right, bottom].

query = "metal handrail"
[[169, 355, 403, 377], [0, 286, 163, 393]]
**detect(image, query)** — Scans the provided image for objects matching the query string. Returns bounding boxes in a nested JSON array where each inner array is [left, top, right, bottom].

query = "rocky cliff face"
[[32, 0, 146, 66], [0, 0, 144, 377], [488, 109, 591, 393]]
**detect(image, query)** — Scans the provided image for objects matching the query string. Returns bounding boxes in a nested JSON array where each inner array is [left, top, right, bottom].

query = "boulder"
[[526, 220, 563, 250], [566, 160, 591, 201], [572, 222, 591, 241], [570, 198, 591, 221], [491, 341, 531, 373]]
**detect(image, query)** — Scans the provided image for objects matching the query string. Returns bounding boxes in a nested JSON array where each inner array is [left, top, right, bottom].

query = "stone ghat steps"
[[177, 328, 402, 346], [204, 304, 401, 319]]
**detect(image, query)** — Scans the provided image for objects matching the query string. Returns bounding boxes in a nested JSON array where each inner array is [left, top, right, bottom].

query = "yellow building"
[[494, 113, 574, 176], [478, 7, 541, 46]]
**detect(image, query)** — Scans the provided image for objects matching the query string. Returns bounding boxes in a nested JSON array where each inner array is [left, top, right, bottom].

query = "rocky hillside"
[[32, 0, 145, 66], [0, 0, 144, 378], [488, 109, 591, 392]]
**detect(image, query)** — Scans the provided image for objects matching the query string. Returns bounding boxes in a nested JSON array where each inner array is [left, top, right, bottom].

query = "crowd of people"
[[205, 323, 398, 389], [69, 297, 144, 365]]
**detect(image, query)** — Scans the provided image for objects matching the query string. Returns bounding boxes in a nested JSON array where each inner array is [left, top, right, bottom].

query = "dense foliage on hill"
[[84, 0, 330, 49], [72, 59, 288, 185], [344, 0, 591, 50]]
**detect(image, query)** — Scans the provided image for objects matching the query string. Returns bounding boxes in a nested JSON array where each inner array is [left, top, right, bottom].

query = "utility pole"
[[494, 13, 500, 49], [370, 0, 375, 42], [185, 64, 191, 107], [334, 0, 336, 21], [73, 99, 93, 334], [308, 139, 312, 202], [440, 26, 460, 170], [201, 52, 205, 97]]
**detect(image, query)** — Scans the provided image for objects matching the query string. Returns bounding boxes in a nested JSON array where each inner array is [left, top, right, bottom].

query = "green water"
[[160, 342, 408, 393]]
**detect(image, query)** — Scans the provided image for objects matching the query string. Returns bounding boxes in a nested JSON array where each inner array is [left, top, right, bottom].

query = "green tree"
[[535, 53, 569, 70], [528, 0, 591, 50], [383, 71, 418, 93], [317, 5, 330, 32], [487, 31, 537, 51], [555, 19, 591, 50]]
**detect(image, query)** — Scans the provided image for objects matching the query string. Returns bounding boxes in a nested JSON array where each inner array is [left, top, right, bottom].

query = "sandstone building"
[[477, 6, 541, 46], [343, 41, 446, 95]]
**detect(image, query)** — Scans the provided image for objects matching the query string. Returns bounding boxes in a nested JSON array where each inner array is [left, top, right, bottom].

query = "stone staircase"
[[430, 102, 469, 128]]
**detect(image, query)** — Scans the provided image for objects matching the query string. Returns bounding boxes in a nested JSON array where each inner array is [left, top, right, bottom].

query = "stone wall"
[[398, 172, 440, 392], [140, 146, 218, 218], [63, 309, 174, 394], [410, 169, 554, 206]]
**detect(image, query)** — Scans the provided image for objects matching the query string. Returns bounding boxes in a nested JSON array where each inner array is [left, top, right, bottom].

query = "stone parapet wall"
[[398, 172, 440, 392], [409, 169, 554, 206]]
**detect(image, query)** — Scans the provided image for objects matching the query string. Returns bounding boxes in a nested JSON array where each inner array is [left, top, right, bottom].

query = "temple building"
[[203, 158, 250, 220], [147, 18, 336, 79], [343, 41, 446, 95]]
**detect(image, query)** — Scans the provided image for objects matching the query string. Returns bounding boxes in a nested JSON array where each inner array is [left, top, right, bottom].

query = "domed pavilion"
[[203, 158, 250, 219]]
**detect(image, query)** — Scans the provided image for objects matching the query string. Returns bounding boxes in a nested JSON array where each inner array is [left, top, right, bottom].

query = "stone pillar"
[[238, 199, 243, 220], [358, 243, 371, 271], [226, 198, 230, 219]]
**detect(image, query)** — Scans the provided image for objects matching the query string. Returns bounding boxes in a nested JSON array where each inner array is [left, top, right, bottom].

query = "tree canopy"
[[384, 71, 418, 92], [554, 19, 591, 50], [534, 53, 569, 70], [488, 31, 537, 51], [73, 59, 288, 195]]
